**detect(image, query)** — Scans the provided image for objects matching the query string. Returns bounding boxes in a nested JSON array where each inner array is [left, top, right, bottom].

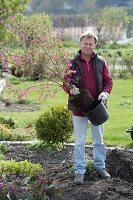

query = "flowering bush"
[[0, 11, 71, 101], [0, 160, 49, 199], [0, 174, 49, 200]]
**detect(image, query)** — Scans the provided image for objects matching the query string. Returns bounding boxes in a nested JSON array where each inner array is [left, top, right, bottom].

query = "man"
[[62, 32, 113, 184]]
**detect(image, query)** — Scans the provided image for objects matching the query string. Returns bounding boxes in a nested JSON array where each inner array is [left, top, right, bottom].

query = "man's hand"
[[62, 60, 76, 80], [98, 92, 109, 103], [70, 85, 80, 95]]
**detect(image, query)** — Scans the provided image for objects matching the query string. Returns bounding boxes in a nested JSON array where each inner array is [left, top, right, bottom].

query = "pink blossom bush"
[[0, 11, 71, 100]]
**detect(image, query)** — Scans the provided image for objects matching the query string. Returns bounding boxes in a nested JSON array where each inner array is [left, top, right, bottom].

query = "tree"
[[0, 12, 71, 100], [93, 9, 108, 46], [83, 0, 107, 45], [0, 0, 31, 42], [127, 6, 133, 37], [0, 0, 31, 13], [82, 0, 97, 15], [101, 6, 129, 43], [88, 5, 129, 45]]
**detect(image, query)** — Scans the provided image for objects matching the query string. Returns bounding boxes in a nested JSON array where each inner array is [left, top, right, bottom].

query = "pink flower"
[[40, 177, 46, 184], [13, 15, 17, 19], [8, 184, 14, 191], [41, 188, 47, 193], [0, 19, 3, 24]]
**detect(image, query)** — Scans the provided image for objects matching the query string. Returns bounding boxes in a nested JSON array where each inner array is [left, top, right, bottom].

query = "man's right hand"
[[70, 85, 80, 95]]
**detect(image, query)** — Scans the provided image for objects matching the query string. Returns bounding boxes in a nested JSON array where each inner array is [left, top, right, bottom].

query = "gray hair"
[[80, 32, 98, 43]]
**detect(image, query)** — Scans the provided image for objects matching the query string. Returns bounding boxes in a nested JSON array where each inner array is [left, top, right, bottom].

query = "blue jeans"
[[73, 115, 106, 175]]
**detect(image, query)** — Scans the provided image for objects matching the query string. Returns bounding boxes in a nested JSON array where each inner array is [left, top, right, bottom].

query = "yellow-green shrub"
[[0, 160, 44, 178], [35, 105, 73, 147], [0, 117, 15, 128], [0, 124, 13, 141]]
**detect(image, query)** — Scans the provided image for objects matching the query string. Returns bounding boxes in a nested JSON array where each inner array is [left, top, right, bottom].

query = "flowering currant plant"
[[0, 159, 51, 199], [0, 174, 49, 200], [0, 10, 72, 100]]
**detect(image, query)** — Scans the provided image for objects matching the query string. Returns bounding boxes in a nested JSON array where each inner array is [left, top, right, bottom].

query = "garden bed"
[[0, 100, 39, 112], [5, 144, 133, 200]]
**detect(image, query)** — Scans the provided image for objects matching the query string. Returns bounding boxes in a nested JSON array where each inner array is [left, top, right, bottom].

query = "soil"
[[5, 144, 133, 200], [0, 100, 39, 112]]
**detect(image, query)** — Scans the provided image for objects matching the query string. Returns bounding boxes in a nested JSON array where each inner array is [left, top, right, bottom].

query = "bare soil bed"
[[5, 144, 133, 200], [0, 100, 39, 112]]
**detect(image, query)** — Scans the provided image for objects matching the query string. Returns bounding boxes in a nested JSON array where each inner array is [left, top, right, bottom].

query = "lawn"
[[0, 78, 133, 148], [104, 78, 133, 147]]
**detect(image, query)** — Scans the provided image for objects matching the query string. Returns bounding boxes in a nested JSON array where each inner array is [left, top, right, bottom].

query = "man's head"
[[79, 32, 98, 57], [80, 32, 98, 43]]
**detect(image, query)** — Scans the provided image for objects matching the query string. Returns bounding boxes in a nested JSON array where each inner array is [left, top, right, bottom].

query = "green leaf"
[[16, 192, 34, 200]]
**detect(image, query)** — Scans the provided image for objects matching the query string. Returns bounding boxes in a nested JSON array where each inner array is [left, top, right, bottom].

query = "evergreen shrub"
[[35, 105, 73, 147], [0, 160, 44, 177]]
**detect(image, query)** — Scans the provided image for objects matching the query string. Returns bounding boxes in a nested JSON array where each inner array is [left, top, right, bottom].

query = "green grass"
[[1, 79, 133, 148], [0, 81, 68, 126], [104, 79, 133, 147]]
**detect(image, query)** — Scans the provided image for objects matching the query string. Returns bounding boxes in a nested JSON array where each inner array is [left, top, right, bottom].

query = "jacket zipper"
[[87, 61, 89, 71]]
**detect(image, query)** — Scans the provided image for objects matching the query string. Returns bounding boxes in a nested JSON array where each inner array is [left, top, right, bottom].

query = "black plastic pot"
[[84, 100, 109, 126]]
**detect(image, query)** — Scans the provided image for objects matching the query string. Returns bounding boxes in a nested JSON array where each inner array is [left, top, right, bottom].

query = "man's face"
[[80, 37, 96, 56]]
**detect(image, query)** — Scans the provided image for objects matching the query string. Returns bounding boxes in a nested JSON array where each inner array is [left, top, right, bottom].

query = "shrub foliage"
[[0, 124, 13, 141], [0, 160, 44, 178], [35, 105, 73, 147], [0, 160, 49, 200]]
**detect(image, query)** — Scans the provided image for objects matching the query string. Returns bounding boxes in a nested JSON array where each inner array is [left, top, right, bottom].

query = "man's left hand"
[[98, 92, 109, 103]]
